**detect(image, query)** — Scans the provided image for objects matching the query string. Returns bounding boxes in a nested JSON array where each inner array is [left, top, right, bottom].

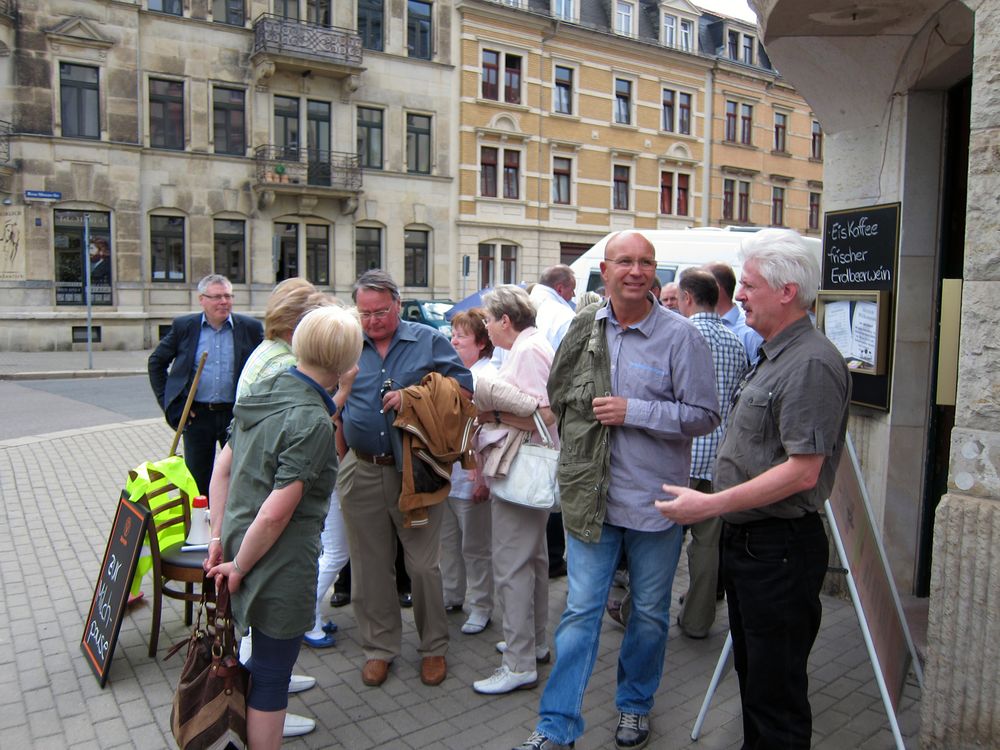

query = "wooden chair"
[[135, 474, 213, 658]]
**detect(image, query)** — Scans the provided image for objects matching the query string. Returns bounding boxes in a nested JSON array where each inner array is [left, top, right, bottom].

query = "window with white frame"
[[554, 65, 574, 115], [613, 164, 630, 210], [554, 0, 573, 21], [615, 0, 633, 35], [663, 14, 676, 46], [680, 19, 693, 51], [503, 150, 520, 199], [660, 170, 690, 216], [614, 78, 632, 125], [552, 156, 572, 205]]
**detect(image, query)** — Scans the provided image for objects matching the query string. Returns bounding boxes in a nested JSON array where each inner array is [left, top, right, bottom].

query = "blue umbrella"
[[445, 284, 527, 320]]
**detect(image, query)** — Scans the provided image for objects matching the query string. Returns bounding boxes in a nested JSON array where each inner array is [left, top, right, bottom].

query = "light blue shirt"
[[721, 305, 764, 365], [598, 299, 720, 531], [193, 314, 236, 403]]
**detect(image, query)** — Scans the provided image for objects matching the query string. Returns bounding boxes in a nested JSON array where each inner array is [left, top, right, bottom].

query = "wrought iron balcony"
[[254, 145, 362, 194], [0, 120, 11, 164], [0, 0, 14, 21], [252, 14, 363, 79]]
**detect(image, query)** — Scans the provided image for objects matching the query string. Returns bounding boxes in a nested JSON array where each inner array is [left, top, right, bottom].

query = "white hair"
[[738, 229, 820, 309]]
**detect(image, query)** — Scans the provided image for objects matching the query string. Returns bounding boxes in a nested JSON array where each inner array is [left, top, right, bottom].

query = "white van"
[[569, 227, 822, 305]]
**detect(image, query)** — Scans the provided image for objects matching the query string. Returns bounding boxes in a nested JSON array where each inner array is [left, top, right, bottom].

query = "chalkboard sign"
[[81, 493, 150, 687], [823, 202, 900, 409]]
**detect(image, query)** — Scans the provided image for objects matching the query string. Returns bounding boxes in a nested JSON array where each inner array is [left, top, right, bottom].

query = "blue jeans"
[[536, 523, 682, 744]]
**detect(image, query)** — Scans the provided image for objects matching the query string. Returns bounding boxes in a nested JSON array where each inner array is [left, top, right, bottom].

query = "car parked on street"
[[400, 299, 454, 336]]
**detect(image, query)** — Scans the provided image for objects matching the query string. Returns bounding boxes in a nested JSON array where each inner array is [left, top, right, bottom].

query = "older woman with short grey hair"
[[473, 284, 558, 696]]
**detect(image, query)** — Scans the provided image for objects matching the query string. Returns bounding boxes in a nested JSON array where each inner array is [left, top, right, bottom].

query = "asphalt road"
[[0, 375, 163, 441]]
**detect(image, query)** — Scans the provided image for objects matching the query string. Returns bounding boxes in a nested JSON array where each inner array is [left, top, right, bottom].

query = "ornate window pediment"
[[46, 17, 114, 51]]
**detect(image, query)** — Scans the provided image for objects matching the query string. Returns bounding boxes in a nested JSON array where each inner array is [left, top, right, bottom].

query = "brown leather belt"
[[354, 450, 394, 466], [193, 401, 234, 412]]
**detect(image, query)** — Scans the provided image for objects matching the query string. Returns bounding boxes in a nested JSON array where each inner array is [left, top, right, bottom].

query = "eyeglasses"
[[605, 257, 657, 271], [359, 307, 394, 321], [201, 293, 234, 301]]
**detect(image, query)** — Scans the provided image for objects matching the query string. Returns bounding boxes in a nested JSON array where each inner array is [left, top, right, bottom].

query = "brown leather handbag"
[[167, 583, 249, 750]]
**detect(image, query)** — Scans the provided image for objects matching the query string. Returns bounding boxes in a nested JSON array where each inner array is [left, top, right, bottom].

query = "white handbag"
[[491, 411, 560, 510]]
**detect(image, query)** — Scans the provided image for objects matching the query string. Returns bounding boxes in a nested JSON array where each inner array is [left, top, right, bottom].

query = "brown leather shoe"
[[420, 655, 447, 686], [361, 659, 390, 686]]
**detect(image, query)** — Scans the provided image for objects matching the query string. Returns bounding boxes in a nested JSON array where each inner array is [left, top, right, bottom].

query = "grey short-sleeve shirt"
[[715, 315, 850, 523]]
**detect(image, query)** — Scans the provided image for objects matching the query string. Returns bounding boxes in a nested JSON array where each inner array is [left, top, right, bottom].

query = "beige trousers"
[[337, 451, 448, 661]]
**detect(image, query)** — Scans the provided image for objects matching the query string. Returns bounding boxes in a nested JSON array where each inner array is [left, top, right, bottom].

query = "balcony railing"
[[252, 14, 363, 69], [0, 120, 11, 164], [254, 145, 362, 192], [0, 0, 14, 19]]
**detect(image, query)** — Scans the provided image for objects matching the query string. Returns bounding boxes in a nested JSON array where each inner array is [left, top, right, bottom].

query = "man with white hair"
[[658, 229, 850, 750]]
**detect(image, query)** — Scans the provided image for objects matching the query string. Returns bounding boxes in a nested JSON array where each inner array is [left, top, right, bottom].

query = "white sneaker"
[[461, 611, 491, 634], [473, 664, 538, 694], [287, 674, 316, 694], [282, 713, 316, 737], [495, 640, 551, 663]]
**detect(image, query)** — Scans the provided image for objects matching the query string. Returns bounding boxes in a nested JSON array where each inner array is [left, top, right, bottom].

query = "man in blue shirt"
[[675, 268, 748, 639], [148, 274, 263, 497], [338, 270, 472, 689], [514, 232, 720, 750], [707, 261, 764, 365]]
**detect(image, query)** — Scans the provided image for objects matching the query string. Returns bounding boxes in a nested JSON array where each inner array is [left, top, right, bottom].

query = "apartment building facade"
[[0, 0, 458, 349], [0, 0, 822, 349], [456, 0, 824, 289]]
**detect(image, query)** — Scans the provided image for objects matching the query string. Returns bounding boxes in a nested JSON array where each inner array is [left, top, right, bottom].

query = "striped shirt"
[[689, 312, 748, 481]]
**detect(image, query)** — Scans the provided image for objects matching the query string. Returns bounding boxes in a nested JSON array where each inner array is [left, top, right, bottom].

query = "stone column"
[[920, 1, 1000, 747]]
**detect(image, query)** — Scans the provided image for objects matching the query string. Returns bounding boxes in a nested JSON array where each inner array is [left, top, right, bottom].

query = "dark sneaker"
[[512, 730, 574, 750], [614, 712, 650, 749]]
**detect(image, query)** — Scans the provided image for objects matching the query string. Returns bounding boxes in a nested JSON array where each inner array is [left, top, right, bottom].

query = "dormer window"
[[615, 0, 634, 36], [680, 19, 693, 51], [742, 34, 754, 65], [663, 14, 676, 46], [554, 0, 574, 21], [727, 30, 739, 59]]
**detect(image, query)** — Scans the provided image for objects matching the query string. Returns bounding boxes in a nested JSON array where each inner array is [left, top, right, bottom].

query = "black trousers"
[[722, 513, 828, 750], [181, 406, 233, 498]]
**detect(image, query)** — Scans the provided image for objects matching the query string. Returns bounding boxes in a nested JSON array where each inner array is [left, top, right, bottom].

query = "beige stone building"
[[751, 0, 998, 746], [455, 0, 824, 290], [0, 0, 458, 349], [0, 0, 822, 347]]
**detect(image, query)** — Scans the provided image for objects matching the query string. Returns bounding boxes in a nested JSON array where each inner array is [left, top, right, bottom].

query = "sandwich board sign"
[[81, 493, 150, 687]]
